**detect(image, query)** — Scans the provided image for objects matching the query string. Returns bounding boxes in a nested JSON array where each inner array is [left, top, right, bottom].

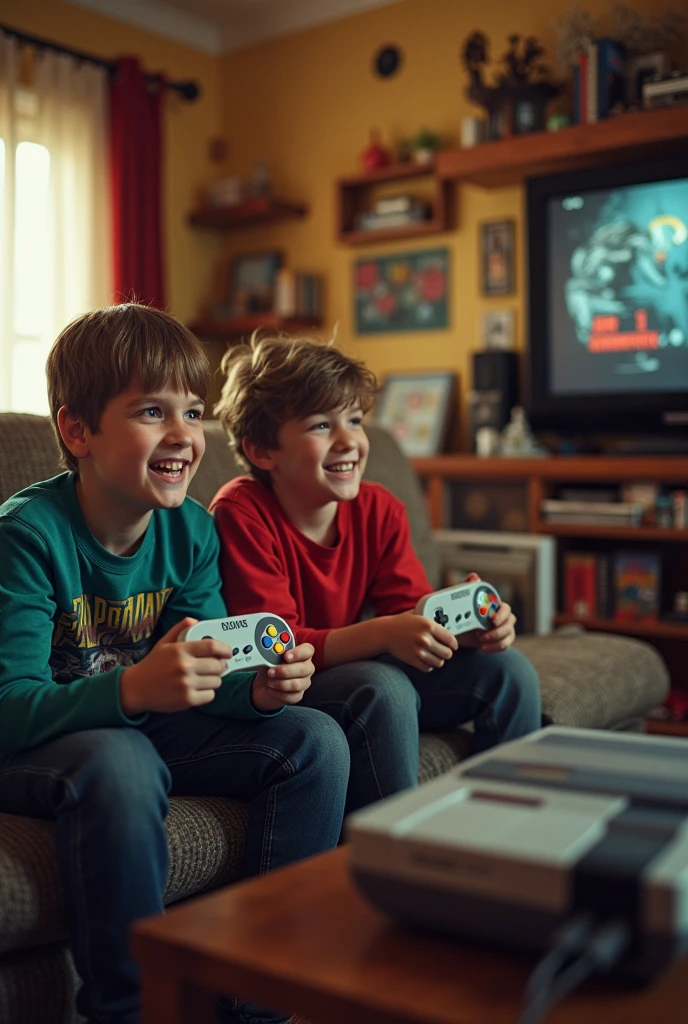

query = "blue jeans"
[[0, 706, 350, 1024], [300, 646, 541, 815]]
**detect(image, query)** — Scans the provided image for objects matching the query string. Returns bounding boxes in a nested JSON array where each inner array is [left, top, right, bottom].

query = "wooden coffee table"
[[132, 846, 688, 1024]]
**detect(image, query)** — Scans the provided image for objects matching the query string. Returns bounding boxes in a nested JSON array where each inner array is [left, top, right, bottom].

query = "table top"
[[133, 846, 688, 1024]]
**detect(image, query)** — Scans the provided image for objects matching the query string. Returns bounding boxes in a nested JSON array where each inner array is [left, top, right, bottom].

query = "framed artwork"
[[227, 250, 283, 315], [354, 248, 449, 334], [626, 52, 670, 106], [481, 309, 515, 350], [374, 371, 455, 457], [480, 220, 515, 297]]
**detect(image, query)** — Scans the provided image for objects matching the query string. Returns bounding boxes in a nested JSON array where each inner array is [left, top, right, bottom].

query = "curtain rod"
[[0, 23, 201, 101]]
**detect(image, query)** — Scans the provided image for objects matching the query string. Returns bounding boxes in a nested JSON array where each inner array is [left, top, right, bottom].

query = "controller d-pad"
[[433, 608, 449, 628]]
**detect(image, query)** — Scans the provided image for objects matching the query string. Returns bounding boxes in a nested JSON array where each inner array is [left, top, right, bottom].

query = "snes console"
[[415, 580, 501, 635], [347, 726, 688, 982], [178, 614, 295, 675]]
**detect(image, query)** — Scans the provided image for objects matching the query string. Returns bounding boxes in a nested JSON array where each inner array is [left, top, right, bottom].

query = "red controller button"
[[280, 631, 291, 643]]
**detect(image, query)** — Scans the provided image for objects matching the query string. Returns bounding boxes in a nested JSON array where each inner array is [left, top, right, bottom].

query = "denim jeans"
[[0, 706, 350, 1024], [300, 646, 541, 815]]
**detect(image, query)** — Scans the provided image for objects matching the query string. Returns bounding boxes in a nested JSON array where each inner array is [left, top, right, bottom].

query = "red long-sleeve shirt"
[[210, 477, 432, 670]]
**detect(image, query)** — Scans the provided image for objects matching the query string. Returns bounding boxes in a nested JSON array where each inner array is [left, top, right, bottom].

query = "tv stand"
[[411, 452, 688, 709]]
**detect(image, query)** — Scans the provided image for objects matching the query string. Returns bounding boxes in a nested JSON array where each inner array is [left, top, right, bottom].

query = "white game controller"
[[415, 580, 501, 636], [178, 613, 295, 675]]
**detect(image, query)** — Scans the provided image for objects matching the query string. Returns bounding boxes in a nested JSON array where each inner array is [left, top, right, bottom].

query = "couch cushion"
[[517, 628, 670, 730]]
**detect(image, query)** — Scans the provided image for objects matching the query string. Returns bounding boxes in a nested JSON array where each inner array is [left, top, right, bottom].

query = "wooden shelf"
[[540, 524, 688, 541], [189, 314, 322, 339], [188, 198, 307, 230], [645, 719, 688, 737], [553, 613, 688, 640], [436, 105, 688, 187], [336, 159, 452, 245], [412, 454, 688, 483]]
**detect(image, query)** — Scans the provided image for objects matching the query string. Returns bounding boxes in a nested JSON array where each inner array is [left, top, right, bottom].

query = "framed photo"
[[626, 52, 670, 106], [481, 309, 515, 350], [480, 220, 515, 297], [228, 250, 283, 315], [354, 248, 449, 334], [374, 371, 455, 457], [613, 550, 662, 622]]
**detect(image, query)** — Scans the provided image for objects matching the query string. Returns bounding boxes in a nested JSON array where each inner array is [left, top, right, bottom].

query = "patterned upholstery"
[[0, 413, 669, 1024]]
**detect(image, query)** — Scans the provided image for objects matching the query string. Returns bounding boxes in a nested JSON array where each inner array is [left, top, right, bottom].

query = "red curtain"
[[109, 57, 166, 308]]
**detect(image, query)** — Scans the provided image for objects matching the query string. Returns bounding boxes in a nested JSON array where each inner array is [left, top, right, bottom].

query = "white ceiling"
[[62, 0, 400, 55]]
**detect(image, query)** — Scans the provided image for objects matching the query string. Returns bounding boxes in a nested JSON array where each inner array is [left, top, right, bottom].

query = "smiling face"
[[255, 404, 370, 516], [63, 378, 206, 530]]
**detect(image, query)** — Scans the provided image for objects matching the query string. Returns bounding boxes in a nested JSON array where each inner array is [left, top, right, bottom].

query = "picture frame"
[[227, 250, 283, 316], [480, 220, 515, 297], [354, 248, 449, 334], [481, 309, 515, 350], [374, 371, 455, 458], [626, 52, 670, 107]]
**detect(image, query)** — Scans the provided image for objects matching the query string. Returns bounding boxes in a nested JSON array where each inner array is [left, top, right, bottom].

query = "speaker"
[[469, 351, 519, 451]]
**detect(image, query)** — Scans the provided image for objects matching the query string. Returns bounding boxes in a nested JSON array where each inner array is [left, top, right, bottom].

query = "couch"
[[0, 412, 670, 1024]]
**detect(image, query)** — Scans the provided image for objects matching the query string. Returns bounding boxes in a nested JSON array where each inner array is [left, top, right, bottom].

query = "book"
[[576, 50, 589, 125], [564, 552, 597, 618], [541, 499, 643, 526], [596, 37, 626, 119], [586, 40, 598, 124], [596, 552, 612, 618], [613, 551, 661, 622]]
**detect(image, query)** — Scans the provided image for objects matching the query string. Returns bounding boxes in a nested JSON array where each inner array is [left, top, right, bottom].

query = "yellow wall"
[[2, 0, 223, 324], [216, 0, 686, 444]]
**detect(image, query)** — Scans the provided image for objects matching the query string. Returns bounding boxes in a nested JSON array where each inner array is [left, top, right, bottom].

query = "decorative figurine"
[[499, 406, 548, 457], [461, 31, 561, 138]]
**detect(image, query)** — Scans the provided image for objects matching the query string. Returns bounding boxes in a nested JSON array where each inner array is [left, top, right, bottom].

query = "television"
[[526, 154, 688, 448]]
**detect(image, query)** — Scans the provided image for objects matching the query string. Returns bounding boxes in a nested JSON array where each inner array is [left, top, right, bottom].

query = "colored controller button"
[[266, 624, 278, 637], [261, 636, 273, 649], [273, 642, 285, 655], [243, 645, 253, 655], [280, 631, 291, 643]]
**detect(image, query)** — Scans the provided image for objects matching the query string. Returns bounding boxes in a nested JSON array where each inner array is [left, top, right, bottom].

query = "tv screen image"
[[527, 156, 688, 441], [549, 178, 688, 394]]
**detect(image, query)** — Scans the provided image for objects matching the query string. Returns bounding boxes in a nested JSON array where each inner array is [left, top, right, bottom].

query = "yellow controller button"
[[266, 625, 278, 637], [273, 642, 285, 654]]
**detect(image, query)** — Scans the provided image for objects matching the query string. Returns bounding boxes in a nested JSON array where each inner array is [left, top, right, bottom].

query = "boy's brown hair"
[[46, 303, 209, 471], [214, 332, 379, 482]]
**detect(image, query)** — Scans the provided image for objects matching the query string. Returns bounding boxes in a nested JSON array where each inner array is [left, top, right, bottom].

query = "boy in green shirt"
[[0, 305, 349, 1024]]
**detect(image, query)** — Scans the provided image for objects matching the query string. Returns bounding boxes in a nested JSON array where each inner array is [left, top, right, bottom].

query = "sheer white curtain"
[[0, 32, 112, 414]]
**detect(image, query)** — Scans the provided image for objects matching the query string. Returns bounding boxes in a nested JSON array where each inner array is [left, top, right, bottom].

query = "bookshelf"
[[411, 453, 688, 704], [335, 160, 453, 244]]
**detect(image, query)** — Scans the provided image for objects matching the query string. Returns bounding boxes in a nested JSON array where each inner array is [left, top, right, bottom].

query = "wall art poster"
[[354, 248, 449, 333]]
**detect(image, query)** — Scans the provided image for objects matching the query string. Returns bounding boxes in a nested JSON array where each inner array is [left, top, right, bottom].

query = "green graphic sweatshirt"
[[0, 473, 267, 754]]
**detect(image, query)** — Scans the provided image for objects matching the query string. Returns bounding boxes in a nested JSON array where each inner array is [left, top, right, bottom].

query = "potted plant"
[[410, 128, 441, 165]]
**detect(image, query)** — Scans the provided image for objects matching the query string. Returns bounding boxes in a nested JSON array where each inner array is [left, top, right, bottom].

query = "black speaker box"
[[469, 351, 519, 450]]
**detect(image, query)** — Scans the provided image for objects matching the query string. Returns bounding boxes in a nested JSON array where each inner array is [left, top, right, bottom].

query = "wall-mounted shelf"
[[188, 198, 307, 230], [336, 159, 452, 245], [190, 314, 322, 340], [436, 105, 688, 187]]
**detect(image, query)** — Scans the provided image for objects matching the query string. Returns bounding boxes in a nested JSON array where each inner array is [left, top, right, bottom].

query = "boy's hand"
[[120, 618, 232, 716], [459, 573, 517, 653], [381, 611, 458, 673], [251, 643, 315, 713]]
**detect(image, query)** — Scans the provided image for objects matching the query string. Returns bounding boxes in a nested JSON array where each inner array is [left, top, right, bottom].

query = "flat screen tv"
[[526, 154, 688, 446]]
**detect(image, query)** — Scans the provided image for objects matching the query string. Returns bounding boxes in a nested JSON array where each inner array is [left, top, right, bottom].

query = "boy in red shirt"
[[211, 333, 541, 814]]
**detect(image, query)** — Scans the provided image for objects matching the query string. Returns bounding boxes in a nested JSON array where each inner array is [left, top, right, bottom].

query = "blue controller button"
[[261, 636, 273, 649], [243, 645, 253, 655]]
